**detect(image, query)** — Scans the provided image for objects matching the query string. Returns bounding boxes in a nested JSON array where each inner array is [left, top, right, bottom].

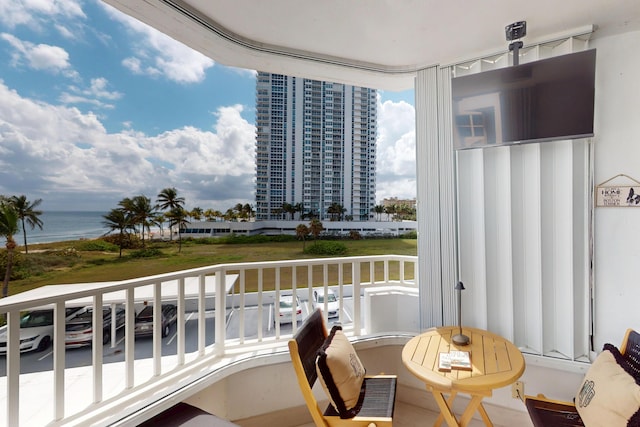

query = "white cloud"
[[57, 79, 122, 109], [1, 33, 78, 79], [0, 0, 85, 30], [0, 81, 255, 211], [0, 81, 415, 212], [101, 2, 214, 84], [375, 96, 416, 202]]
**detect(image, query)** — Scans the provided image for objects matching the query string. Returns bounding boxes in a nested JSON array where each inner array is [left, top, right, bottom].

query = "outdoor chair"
[[288, 308, 397, 427], [525, 328, 640, 427]]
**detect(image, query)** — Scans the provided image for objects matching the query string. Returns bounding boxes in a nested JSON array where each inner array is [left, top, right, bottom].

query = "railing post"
[[125, 290, 135, 389], [153, 282, 162, 375], [7, 310, 19, 426], [239, 270, 246, 344], [178, 277, 186, 364], [215, 270, 226, 356], [353, 261, 361, 335], [198, 275, 206, 355], [93, 295, 104, 402], [54, 301, 66, 419]]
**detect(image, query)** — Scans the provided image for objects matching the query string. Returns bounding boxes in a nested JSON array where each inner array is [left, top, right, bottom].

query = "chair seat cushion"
[[324, 376, 397, 419], [316, 325, 366, 418], [575, 344, 640, 427]]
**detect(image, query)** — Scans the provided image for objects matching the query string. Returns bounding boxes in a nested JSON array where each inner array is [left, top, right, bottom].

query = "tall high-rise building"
[[255, 72, 377, 221]]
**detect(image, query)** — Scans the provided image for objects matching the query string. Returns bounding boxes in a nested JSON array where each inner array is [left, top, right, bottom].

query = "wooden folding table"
[[402, 326, 525, 427]]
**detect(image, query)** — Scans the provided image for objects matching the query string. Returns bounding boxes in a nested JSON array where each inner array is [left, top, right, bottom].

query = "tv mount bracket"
[[506, 21, 526, 66]]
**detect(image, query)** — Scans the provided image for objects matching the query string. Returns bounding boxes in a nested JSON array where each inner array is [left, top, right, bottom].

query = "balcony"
[[0, 255, 532, 426]]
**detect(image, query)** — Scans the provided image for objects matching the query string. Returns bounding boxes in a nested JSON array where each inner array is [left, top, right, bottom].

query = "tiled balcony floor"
[[293, 401, 517, 427]]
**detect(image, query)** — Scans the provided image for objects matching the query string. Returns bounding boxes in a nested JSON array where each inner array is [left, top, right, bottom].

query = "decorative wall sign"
[[595, 174, 640, 207]]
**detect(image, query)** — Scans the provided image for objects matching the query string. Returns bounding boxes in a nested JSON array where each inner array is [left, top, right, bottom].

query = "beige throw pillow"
[[575, 344, 640, 427], [316, 325, 366, 418]]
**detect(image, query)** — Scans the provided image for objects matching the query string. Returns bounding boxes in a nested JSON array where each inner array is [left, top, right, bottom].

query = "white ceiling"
[[104, 0, 639, 90]]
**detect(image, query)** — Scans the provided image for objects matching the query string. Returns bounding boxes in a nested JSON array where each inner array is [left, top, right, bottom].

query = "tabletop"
[[402, 326, 525, 394]]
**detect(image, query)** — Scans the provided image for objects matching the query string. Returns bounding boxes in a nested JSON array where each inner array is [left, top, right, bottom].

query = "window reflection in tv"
[[451, 49, 596, 150]]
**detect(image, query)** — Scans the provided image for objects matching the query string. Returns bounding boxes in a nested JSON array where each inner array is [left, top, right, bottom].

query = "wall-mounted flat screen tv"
[[451, 49, 596, 150]]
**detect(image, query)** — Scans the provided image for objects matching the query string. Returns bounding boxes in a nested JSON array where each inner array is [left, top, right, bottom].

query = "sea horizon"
[[4, 210, 108, 246]]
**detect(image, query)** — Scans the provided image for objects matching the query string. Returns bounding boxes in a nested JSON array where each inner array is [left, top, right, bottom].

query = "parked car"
[[313, 288, 340, 318], [65, 305, 126, 348], [276, 294, 303, 324], [0, 307, 83, 354], [134, 304, 177, 338]]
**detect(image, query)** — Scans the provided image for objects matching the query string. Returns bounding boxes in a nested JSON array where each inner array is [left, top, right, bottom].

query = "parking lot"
[[0, 298, 353, 376]]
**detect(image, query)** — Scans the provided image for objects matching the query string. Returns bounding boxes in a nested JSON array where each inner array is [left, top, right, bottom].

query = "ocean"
[[6, 211, 108, 245]]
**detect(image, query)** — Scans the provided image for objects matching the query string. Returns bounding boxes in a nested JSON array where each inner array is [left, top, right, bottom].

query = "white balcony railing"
[[0, 254, 417, 426]]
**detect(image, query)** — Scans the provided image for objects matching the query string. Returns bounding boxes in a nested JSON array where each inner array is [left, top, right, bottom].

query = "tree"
[[102, 208, 134, 257], [120, 195, 157, 247], [190, 207, 203, 221], [327, 202, 346, 221], [309, 218, 324, 241], [156, 188, 185, 240], [281, 203, 296, 220], [9, 195, 43, 254], [294, 203, 304, 220], [167, 207, 190, 252], [384, 204, 397, 221], [373, 204, 385, 221], [204, 208, 216, 221], [295, 224, 310, 250], [0, 203, 19, 298]]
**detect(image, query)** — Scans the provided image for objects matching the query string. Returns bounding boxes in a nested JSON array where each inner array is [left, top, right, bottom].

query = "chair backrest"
[[621, 328, 640, 379], [288, 308, 329, 427]]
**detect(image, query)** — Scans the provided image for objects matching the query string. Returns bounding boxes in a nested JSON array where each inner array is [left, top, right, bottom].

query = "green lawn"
[[7, 238, 417, 296]]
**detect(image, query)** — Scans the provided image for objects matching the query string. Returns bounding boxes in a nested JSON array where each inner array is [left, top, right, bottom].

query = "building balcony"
[[0, 255, 534, 426]]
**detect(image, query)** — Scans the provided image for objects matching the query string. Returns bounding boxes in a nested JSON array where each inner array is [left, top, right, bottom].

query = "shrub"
[[76, 239, 119, 252], [304, 241, 348, 256], [400, 230, 417, 239], [55, 247, 80, 258], [0, 250, 28, 280], [349, 230, 362, 240], [129, 248, 163, 258], [216, 234, 297, 244], [103, 233, 144, 249]]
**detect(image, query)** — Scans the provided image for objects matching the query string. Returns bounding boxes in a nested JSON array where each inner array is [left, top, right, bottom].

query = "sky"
[[0, 0, 416, 213]]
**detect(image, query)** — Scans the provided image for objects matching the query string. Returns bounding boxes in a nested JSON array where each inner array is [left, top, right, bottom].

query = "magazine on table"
[[438, 351, 471, 371]]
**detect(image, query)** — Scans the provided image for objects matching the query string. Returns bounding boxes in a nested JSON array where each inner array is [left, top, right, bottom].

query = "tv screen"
[[451, 49, 596, 150]]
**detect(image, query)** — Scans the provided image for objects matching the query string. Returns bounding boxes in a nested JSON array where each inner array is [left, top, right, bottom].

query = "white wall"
[[592, 29, 640, 351]]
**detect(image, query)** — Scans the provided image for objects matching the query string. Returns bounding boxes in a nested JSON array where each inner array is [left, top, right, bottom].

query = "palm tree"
[[309, 218, 324, 241], [373, 204, 385, 221], [204, 208, 216, 221], [295, 224, 310, 250], [102, 209, 134, 257], [327, 202, 346, 221], [167, 207, 190, 252], [156, 188, 185, 240], [294, 203, 304, 220], [0, 203, 19, 298], [281, 202, 296, 220], [120, 195, 157, 247], [9, 195, 43, 254], [223, 208, 236, 222], [190, 207, 203, 221], [242, 203, 255, 221]]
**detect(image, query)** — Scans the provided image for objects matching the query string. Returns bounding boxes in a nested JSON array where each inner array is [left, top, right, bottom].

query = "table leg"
[[431, 391, 460, 427], [459, 395, 493, 427], [477, 403, 492, 426], [433, 391, 458, 427]]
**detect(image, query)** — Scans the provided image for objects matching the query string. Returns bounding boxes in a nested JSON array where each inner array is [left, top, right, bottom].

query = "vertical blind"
[[453, 37, 592, 362]]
